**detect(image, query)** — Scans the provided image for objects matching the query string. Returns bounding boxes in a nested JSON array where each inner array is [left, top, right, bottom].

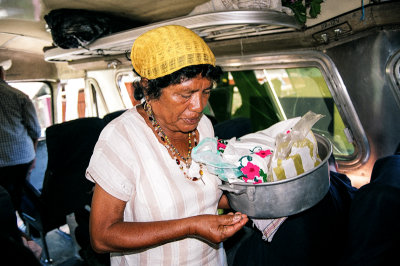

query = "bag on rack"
[[44, 9, 142, 49]]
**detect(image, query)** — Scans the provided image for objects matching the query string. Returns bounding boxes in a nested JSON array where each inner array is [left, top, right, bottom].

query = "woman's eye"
[[181, 94, 191, 99], [203, 90, 211, 95]]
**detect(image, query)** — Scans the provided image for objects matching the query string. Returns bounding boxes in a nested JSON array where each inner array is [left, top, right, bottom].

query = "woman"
[[86, 25, 248, 265]]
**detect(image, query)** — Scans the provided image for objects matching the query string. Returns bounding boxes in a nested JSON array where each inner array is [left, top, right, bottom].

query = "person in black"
[[231, 169, 356, 266], [231, 147, 400, 266], [0, 185, 41, 265], [340, 145, 400, 265]]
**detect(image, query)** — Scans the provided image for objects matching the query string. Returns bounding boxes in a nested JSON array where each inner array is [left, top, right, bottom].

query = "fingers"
[[224, 212, 248, 225], [193, 213, 249, 243], [233, 213, 246, 223], [218, 212, 248, 239]]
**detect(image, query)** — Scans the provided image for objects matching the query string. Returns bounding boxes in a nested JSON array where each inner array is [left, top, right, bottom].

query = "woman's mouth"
[[183, 116, 201, 125]]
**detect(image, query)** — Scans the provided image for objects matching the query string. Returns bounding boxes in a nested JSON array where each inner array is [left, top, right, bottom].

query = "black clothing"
[[0, 161, 32, 214], [340, 155, 400, 266], [232, 172, 356, 266], [0, 185, 41, 266]]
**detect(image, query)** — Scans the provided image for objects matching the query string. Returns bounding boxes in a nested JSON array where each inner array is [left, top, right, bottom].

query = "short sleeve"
[[86, 123, 139, 202]]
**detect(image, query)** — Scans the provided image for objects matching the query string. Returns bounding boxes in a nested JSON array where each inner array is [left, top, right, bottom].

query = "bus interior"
[[0, 0, 399, 264]]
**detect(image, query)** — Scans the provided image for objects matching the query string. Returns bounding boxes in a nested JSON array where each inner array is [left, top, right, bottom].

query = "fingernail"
[[233, 213, 241, 222]]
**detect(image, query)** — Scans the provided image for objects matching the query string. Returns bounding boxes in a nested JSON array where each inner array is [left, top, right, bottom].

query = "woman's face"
[[150, 74, 213, 135]]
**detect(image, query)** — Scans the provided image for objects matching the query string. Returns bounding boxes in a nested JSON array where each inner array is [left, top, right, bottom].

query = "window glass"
[[0, 0, 40, 20], [209, 67, 355, 157], [10, 82, 52, 138], [58, 78, 86, 122]]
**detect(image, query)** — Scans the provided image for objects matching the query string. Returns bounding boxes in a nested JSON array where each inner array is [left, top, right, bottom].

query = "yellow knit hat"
[[131, 25, 216, 79]]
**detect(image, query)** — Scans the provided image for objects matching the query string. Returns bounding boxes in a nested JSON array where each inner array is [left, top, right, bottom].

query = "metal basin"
[[219, 133, 332, 218]]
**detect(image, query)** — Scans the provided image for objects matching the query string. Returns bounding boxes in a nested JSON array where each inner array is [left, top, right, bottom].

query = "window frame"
[[85, 77, 109, 117], [386, 49, 400, 109], [216, 50, 369, 169], [115, 69, 140, 108]]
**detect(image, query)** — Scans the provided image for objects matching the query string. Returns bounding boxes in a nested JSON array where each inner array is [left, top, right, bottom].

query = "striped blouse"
[[86, 107, 226, 266]]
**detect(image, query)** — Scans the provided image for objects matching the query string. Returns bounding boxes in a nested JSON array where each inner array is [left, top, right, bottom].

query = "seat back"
[[40, 117, 104, 217], [103, 109, 126, 125], [214, 117, 252, 139]]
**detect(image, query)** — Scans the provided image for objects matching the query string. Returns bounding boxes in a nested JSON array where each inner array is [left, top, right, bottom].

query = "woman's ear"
[[140, 77, 149, 88], [140, 78, 150, 102]]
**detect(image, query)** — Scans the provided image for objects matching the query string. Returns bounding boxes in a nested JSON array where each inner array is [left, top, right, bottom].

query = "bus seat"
[[21, 180, 64, 263], [21, 117, 104, 263], [103, 109, 127, 125], [41, 117, 104, 215], [214, 117, 252, 139]]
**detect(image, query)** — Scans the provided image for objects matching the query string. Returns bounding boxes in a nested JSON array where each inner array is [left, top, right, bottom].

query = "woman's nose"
[[189, 92, 206, 112]]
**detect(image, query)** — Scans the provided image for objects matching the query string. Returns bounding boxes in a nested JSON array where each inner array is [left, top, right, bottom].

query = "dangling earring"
[[143, 100, 153, 119], [143, 98, 150, 110]]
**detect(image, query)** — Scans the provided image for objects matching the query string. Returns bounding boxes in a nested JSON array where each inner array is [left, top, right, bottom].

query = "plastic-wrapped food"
[[271, 111, 324, 181]]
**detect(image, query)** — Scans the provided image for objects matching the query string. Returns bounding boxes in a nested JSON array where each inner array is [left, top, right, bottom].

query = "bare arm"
[[32, 138, 38, 152], [28, 138, 38, 173], [218, 194, 230, 209], [90, 184, 248, 253]]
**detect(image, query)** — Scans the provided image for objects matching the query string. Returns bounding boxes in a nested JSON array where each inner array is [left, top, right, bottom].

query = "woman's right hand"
[[189, 212, 248, 243]]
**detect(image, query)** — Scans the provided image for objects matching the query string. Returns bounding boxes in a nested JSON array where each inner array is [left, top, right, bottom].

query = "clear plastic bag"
[[270, 111, 324, 181], [274, 111, 324, 160]]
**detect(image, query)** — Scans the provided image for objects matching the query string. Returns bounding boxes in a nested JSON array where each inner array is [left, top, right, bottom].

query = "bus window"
[[9, 81, 52, 138], [214, 51, 370, 168], [209, 67, 355, 159], [54, 78, 111, 122], [260, 67, 354, 157], [57, 78, 85, 122]]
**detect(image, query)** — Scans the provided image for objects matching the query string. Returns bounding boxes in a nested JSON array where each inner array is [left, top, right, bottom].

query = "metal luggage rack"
[[44, 10, 301, 62]]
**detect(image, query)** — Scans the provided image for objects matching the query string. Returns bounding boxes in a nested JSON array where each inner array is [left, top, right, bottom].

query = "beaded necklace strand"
[[144, 102, 204, 183]]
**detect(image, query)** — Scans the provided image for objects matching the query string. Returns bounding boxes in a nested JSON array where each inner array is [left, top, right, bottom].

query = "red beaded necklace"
[[144, 102, 204, 183]]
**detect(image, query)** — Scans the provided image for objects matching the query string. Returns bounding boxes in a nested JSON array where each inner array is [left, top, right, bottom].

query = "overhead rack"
[[44, 10, 301, 62]]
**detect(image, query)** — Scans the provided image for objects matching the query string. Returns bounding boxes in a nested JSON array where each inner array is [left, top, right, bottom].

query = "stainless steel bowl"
[[219, 133, 332, 218]]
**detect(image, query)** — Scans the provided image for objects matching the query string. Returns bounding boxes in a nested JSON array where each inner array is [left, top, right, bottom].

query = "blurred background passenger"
[[0, 61, 41, 216]]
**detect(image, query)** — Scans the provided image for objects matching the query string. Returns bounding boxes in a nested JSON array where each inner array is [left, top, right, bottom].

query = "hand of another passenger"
[[190, 212, 248, 243], [28, 158, 36, 174]]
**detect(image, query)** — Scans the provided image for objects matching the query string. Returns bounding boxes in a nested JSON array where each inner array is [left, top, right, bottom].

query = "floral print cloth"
[[192, 111, 323, 184]]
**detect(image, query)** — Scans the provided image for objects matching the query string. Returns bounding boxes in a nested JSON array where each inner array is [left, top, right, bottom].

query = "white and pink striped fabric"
[[86, 107, 226, 266]]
